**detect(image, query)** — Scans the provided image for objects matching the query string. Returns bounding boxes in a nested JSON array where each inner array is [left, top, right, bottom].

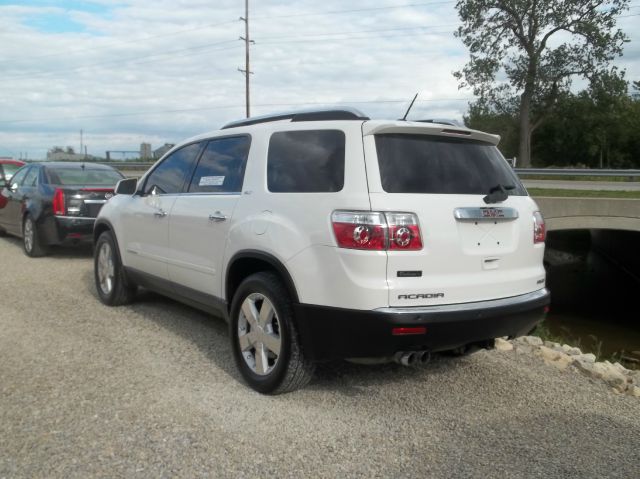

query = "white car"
[[93, 108, 549, 394]]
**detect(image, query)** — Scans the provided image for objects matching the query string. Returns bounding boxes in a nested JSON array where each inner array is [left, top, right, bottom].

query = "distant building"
[[140, 143, 152, 160], [46, 149, 96, 162], [153, 143, 175, 160]]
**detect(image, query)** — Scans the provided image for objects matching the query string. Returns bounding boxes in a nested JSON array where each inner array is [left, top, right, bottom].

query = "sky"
[[0, 0, 639, 160]]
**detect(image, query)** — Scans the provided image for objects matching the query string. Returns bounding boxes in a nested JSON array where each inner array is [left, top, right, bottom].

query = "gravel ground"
[[0, 237, 638, 478]]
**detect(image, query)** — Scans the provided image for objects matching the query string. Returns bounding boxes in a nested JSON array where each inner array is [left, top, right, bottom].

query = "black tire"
[[94, 230, 136, 306], [22, 214, 48, 257], [230, 272, 314, 394]]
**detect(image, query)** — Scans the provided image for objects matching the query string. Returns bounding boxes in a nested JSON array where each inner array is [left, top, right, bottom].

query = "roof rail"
[[221, 107, 370, 129]]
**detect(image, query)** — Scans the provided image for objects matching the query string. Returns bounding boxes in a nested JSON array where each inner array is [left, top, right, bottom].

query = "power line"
[[252, 1, 455, 20], [6, 20, 239, 62], [256, 24, 459, 43], [0, 40, 242, 81], [3, 2, 456, 64], [0, 26, 457, 82], [2, 23, 461, 81], [0, 98, 474, 125]]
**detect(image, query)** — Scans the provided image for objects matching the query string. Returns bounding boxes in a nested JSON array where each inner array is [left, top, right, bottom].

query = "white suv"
[[93, 108, 549, 394]]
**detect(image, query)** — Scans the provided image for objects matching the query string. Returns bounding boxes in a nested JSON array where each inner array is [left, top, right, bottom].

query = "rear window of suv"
[[375, 134, 526, 195], [267, 130, 345, 193]]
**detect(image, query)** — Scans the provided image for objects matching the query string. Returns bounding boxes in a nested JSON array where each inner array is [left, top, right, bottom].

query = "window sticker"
[[199, 176, 225, 186]]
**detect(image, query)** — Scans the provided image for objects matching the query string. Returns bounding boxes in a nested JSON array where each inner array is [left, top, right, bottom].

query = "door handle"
[[209, 211, 227, 222], [153, 209, 167, 218]]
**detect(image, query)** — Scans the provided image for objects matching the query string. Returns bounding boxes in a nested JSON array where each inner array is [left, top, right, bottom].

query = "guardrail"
[[514, 168, 640, 178], [98, 162, 640, 178]]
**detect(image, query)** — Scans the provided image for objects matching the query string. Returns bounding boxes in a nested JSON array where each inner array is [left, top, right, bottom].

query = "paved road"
[[523, 179, 640, 191], [1, 238, 638, 478]]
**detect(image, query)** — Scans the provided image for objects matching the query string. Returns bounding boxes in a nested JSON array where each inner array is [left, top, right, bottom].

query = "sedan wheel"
[[23, 218, 34, 253], [22, 215, 47, 257]]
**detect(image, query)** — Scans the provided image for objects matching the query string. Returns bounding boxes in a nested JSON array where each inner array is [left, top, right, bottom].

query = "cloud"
[[0, 0, 637, 159]]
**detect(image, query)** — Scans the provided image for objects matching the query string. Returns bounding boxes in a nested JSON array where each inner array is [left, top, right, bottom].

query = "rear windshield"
[[45, 166, 123, 186], [375, 134, 526, 195]]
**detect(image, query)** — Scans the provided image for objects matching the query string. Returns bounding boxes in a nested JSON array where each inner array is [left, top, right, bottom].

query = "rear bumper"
[[41, 215, 95, 244], [294, 288, 550, 361]]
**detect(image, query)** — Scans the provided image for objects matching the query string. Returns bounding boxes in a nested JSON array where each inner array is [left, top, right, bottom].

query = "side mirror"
[[115, 177, 138, 195]]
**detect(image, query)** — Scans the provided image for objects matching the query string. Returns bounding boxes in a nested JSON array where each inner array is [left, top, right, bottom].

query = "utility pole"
[[238, 0, 254, 118]]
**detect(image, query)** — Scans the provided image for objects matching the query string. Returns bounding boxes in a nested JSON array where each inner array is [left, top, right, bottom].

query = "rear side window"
[[375, 134, 526, 195], [144, 143, 202, 195], [8, 166, 29, 187], [188, 136, 250, 193], [23, 167, 39, 187], [267, 130, 345, 193]]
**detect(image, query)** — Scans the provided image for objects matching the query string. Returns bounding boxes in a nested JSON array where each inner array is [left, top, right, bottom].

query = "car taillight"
[[386, 212, 423, 250], [53, 188, 65, 215], [533, 211, 546, 244], [331, 211, 422, 251], [331, 211, 387, 250]]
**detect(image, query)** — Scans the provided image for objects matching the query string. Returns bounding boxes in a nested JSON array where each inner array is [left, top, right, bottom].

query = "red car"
[[0, 160, 25, 208], [0, 159, 25, 183]]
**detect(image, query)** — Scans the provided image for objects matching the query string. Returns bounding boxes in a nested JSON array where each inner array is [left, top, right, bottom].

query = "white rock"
[[544, 341, 561, 349], [604, 370, 628, 391], [628, 385, 640, 398], [574, 360, 628, 391], [612, 362, 628, 374], [538, 346, 573, 370], [574, 353, 596, 364], [495, 338, 513, 351], [538, 346, 561, 361], [517, 336, 543, 347], [561, 344, 582, 356]]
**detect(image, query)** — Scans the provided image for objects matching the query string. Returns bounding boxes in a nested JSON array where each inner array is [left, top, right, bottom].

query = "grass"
[[520, 174, 639, 182], [528, 188, 640, 199]]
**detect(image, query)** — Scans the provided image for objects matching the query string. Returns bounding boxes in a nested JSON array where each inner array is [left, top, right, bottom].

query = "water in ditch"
[[542, 230, 640, 368]]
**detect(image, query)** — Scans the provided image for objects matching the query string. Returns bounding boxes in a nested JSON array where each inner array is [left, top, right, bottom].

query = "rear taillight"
[[331, 211, 387, 250], [53, 188, 65, 215], [386, 212, 423, 250], [533, 211, 546, 244], [331, 211, 423, 251]]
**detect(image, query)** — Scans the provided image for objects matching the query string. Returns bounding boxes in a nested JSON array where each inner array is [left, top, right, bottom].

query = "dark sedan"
[[0, 162, 124, 256]]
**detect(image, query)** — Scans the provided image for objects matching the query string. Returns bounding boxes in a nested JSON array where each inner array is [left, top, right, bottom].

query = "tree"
[[531, 70, 639, 168], [454, 0, 629, 167]]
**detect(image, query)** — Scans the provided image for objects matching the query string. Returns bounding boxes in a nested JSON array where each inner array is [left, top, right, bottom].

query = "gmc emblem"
[[398, 293, 444, 300], [481, 208, 504, 218]]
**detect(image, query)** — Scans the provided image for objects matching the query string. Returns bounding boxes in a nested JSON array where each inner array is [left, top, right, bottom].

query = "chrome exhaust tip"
[[394, 351, 428, 367]]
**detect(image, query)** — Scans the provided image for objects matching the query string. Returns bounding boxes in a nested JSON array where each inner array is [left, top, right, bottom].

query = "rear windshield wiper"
[[483, 184, 515, 204]]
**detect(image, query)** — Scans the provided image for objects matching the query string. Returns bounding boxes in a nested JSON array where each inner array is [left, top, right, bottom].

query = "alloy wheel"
[[23, 218, 34, 253], [97, 242, 115, 295], [237, 293, 282, 376]]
